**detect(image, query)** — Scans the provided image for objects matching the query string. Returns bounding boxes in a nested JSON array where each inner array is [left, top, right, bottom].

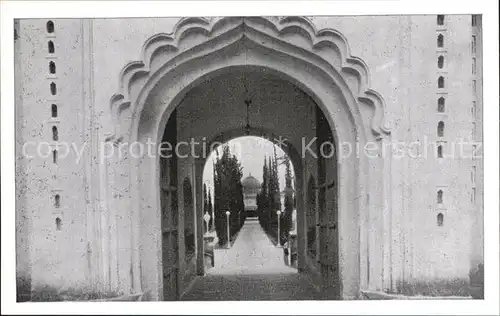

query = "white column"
[[107, 141, 119, 293], [382, 137, 393, 291]]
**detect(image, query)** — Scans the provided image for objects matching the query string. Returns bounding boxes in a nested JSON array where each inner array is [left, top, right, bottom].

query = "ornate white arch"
[[107, 16, 390, 144], [104, 16, 394, 300]]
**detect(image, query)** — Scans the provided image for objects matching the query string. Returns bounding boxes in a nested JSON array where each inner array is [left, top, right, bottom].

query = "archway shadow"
[[182, 272, 323, 301]]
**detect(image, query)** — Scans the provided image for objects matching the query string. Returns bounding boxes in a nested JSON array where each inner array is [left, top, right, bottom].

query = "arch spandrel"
[[108, 16, 391, 144]]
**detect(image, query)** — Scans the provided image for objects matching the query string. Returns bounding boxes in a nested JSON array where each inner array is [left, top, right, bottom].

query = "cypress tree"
[[213, 147, 226, 246], [257, 156, 268, 228], [260, 156, 269, 234], [268, 156, 274, 215], [228, 151, 244, 234], [273, 146, 281, 212], [268, 152, 281, 222], [282, 156, 294, 243], [212, 144, 244, 246]]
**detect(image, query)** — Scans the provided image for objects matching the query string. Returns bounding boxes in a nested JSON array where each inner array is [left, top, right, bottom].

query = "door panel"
[[316, 106, 339, 298], [160, 111, 179, 301]]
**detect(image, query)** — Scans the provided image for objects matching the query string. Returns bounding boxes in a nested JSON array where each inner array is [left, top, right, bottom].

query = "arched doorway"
[[144, 67, 342, 300], [107, 17, 391, 300]]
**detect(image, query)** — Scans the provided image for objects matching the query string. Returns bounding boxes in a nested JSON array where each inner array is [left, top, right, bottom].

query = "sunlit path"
[[210, 217, 295, 275]]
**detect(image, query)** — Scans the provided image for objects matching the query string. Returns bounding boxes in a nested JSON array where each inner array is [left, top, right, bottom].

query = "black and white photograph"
[[1, 1, 498, 315]]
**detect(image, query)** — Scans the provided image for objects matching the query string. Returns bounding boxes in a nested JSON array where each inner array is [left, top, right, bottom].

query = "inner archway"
[[202, 136, 298, 275], [152, 68, 341, 300]]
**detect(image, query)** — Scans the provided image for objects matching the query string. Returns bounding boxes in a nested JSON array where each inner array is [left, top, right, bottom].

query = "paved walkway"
[[211, 217, 294, 274], [181, 218, 322, 300]]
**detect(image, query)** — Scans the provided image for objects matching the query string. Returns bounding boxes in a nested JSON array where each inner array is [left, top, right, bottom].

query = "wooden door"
[[316, 106, 340, 299], [160, 111, 179, 301]]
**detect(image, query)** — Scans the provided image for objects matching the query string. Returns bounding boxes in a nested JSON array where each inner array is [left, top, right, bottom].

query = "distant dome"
[[242, 174, 261, 191]]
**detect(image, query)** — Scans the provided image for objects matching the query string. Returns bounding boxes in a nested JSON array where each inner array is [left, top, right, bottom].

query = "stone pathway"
[[210, 217, 294, 274], [181, 217, 322, 300]]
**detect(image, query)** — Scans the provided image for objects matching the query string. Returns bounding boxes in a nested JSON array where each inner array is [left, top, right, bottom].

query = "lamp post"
[[225, 211, 231, 249], [203, 212, 211, 235], [276, 210, 282, 247]]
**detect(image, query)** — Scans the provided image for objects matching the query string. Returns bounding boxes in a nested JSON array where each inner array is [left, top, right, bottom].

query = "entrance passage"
[[182, 218, 321, 300], [111, 16, 394, 300]]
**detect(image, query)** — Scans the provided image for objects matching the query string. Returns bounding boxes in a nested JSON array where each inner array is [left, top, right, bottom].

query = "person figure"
[[283, 237, 290, 265]]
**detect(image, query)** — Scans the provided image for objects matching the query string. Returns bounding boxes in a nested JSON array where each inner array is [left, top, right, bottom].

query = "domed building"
[[241, 174, 261, 217]]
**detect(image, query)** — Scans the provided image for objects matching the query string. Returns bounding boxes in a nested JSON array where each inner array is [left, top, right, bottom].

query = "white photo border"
[[1, 1, 498, 315]]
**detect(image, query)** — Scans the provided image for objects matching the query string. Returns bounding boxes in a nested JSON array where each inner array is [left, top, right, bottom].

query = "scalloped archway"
[[108, 16, 392, 300]]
